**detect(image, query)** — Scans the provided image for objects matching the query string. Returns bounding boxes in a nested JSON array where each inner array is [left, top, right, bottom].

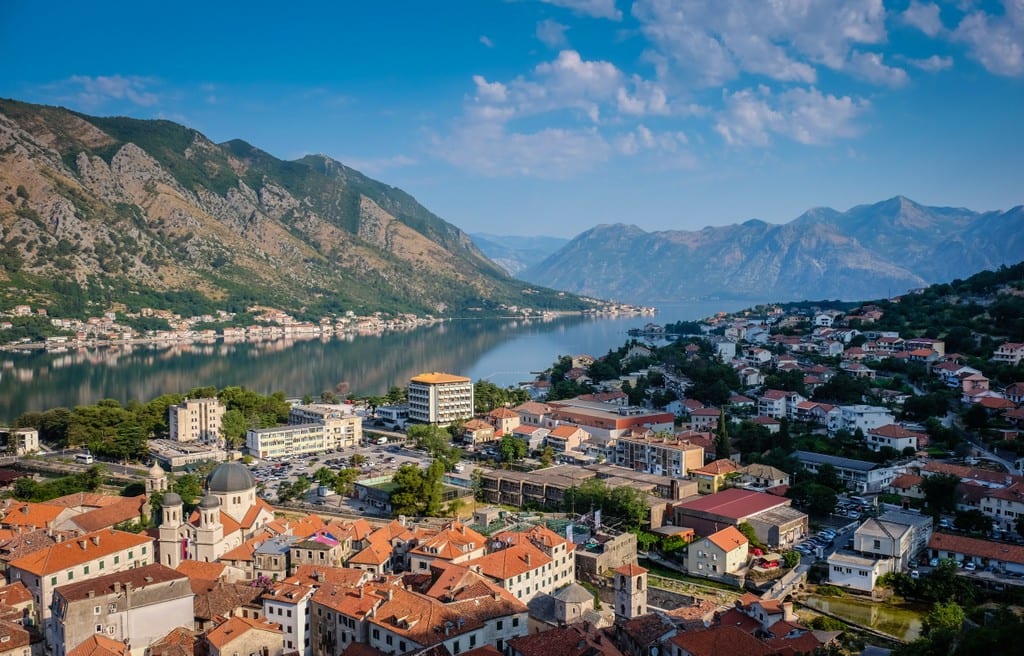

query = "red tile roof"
[[54, 563, 187, 602], [7, 528, 152, 576], [928, 532, 1024, 565], [463, 542, 550, 581], [707, 526, 748, 553], [205, 615, 282, 650], [614, 563, 647, 577], [669, 625, 771, 656], [67, 634, 129, 656]]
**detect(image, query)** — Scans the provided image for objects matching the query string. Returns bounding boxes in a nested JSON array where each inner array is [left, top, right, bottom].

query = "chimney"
[[113, 582, 121, 593], [87, 590, 95, 599]]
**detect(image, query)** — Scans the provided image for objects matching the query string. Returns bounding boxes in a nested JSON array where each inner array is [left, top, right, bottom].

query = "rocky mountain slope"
[[470, 233, 569, 276], [0, 99, 590, 318], [521, 197, 1024, 303]]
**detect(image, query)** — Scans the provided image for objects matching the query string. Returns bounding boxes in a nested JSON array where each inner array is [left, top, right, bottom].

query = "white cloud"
[[952, 0, 1024, 76], [472, 75, 508, 103], [905, 54, 954, 71], [715, 86, 868, 146], [64, 74, 159, 108], [615, 76, 670, 116], [632, 0, 889, 85], [536, 19, 570, 48], [901, 1, 945, 37], [480, 35, 494, 48], [540, 0, 622, 21], [846, 51, 909, 86], [615, 124, 688, 154], [433, 121, 611, 177]]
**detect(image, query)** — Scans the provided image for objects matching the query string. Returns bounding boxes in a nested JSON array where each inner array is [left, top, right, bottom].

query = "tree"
[[313, 467, 337, 488], [714, 410, 731, 459], [922, 601, 965, 639], [783, 551, 801, 568], [737, 522, 762, 548], [221, 409, 248, 448], [954, 509, 991, 533], [499, 435, 527, 464], [390, 464, 427, 517], [539, 446, 555, 467], [921, 472, 960, 515], [814, 463, 843, 492], [173, 474, 203, 507], [333, 468, 359, 496]]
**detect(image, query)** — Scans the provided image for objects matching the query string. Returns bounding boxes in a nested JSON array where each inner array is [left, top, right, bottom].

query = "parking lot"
[[249, 439, 437, 504]]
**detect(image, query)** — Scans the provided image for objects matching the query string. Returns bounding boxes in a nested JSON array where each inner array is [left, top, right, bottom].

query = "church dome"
[[148, 461, 165, 478], [162, 492, 183, 506], [206, 462, 255, 493], [198, 494, 221, 509]]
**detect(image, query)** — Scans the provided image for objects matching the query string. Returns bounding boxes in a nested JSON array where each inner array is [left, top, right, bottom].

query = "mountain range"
[[469, 233, 569, 276], [520, 197, 1024, 303], [0, 99, 590, 318]]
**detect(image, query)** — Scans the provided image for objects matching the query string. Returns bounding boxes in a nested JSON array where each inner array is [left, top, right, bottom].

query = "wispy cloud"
[[846, 51, 909, 87], [479, 35, 494, 48], [338, 154, 418, 175], [60, 74, 160, 108], [632, 0, 891, 86], [901, 1, 945, 37], [540, 0, 622, 21], [536, 19, 570, 48], [952, 0, 1024, 76], [904, 54, 954, 72]]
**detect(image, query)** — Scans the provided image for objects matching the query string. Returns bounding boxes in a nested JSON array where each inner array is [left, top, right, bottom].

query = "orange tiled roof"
[[463, 542, 549, 581], [707, 526, 748, 553], [692, 459, 741, 476], [67, 634, 130, 656], [206, 615, 282, 650], [42, 492, 123, 510], [669, 625, 771, 656], [928, 532, 1024, 565], [176, 559, 228, 581], [411, 373, 471, 384], [0, 501, 63, 529], [71, 496, 146, 533], [285, 564, 366, 587], [219, 533, 267, 563], [0, 581, 32, 607], [7, 528, 152, 576], [614, 563, 647, 577]]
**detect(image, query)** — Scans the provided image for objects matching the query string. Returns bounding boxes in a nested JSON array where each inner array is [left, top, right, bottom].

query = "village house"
[[685, 526, 748, 581]]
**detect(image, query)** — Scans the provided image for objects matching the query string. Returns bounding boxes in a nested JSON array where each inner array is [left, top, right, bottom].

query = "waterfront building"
[[407, 373, 474, 425], [168, 398, 225, 444]]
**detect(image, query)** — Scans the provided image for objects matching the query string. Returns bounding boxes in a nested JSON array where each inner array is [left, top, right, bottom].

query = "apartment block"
[[407, 373, 474, 425], [168, 398, 225, 444]]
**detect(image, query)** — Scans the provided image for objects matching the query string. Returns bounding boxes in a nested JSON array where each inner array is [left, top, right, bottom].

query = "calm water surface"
[[0, 300, 752, 420], [803, 595, 925, 641]]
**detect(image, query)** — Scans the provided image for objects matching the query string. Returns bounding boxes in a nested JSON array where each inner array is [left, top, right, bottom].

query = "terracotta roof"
[[513, 402, 553, 415], [463, 542, 550, 581], [54, 563, 187, 602], [751, 415, 780, 425], [928, 532, 1024, 565], [348, 540, 392, 566], [692, 459, 741, 476], [220, 533, 266, 562], [488, 408, 519, 419], [614, 563, 647, 577], [715, 608, 762, 634], [691, 407, 723, 417], [978, 397, 1017, 410], [43, 492, 124, 510], [7, 528, 152, 576], [890, 474, 923, 490], [548, 424, 586, 438], [706, 526, 748, 553], [619, 612, 677, 646], [463, 419, 493, 431], [669, 625, 771, 656], [266, 512, 324, 538], [285, 564, 366, 587], [206, 615, 282, 650], [509, 624, 622, 656], [0, 619, 30, 651], [759, 390, 788, 400], [68, 634, 130, 656], [70, 496, 146, 533], [0, 501, 63, 529], [0, 528, 57, 563], [411, 373, 471, 384], [868, 424, 925, 439], [149, 626, 197, 656], [0, 581, 32, 609], [191, 580, 264, 620], [409, 522, 486, 561], [176, 559, 227, 581]]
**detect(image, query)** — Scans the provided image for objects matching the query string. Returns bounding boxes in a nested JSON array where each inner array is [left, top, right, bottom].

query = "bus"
[[74, 452, 95, 464]]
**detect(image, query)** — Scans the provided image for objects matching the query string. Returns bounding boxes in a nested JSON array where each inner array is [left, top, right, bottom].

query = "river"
[[0, 300, 753, 420]]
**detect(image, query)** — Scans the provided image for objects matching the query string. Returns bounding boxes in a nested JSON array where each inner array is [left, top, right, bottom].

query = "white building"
[[827, 552, 887, 592], [407, 373, 474, 425], [168, 398, 225, 444], [246, 410, 363, 459], [838, 405, 896, 435], [0, 427, 39, 455], [263, 582, 315, 656]]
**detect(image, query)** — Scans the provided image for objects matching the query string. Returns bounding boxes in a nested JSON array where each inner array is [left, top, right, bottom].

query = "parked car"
[[910, 570, 921, 579], [965, 561, 977, 571], [929, 557, 940, 566]]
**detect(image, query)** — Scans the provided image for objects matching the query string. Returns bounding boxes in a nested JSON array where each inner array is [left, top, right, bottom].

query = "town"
[[1, 274, 1024, 656]]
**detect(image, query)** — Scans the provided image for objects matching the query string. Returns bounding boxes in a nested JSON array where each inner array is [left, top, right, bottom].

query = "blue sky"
[[2, 0, 1022, 237]]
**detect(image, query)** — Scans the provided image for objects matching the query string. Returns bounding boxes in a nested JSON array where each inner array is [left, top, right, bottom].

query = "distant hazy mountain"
[[0, 99, 592, 317], [520, 197, 1024, 303], [470, 233, 570, 276]]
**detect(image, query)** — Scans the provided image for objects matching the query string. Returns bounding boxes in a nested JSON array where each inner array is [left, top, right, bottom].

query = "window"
[[98, 561, 105, 570], [95, 625, 102, 633], [50, 577, 57, 586], [128, 551, 134, 560], [453, 640, 461, 654], [372, 629, 380, 640], [107, 626, 115, 635], [386, 636, 393, 646], [93, 606, 101, 615], [67, 571, 74, 581], [83, 566, 89, 574], [114, 555, 120, 564], [512, 617, 519, 628], [496, 620, 503, 630], [142, 546, 147, 555]]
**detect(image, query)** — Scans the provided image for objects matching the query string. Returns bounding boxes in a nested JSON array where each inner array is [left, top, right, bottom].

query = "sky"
[[1, 0, 1022, 238]]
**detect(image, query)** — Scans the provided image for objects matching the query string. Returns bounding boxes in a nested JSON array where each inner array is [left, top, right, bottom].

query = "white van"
[[75, 453, 95, 464]]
